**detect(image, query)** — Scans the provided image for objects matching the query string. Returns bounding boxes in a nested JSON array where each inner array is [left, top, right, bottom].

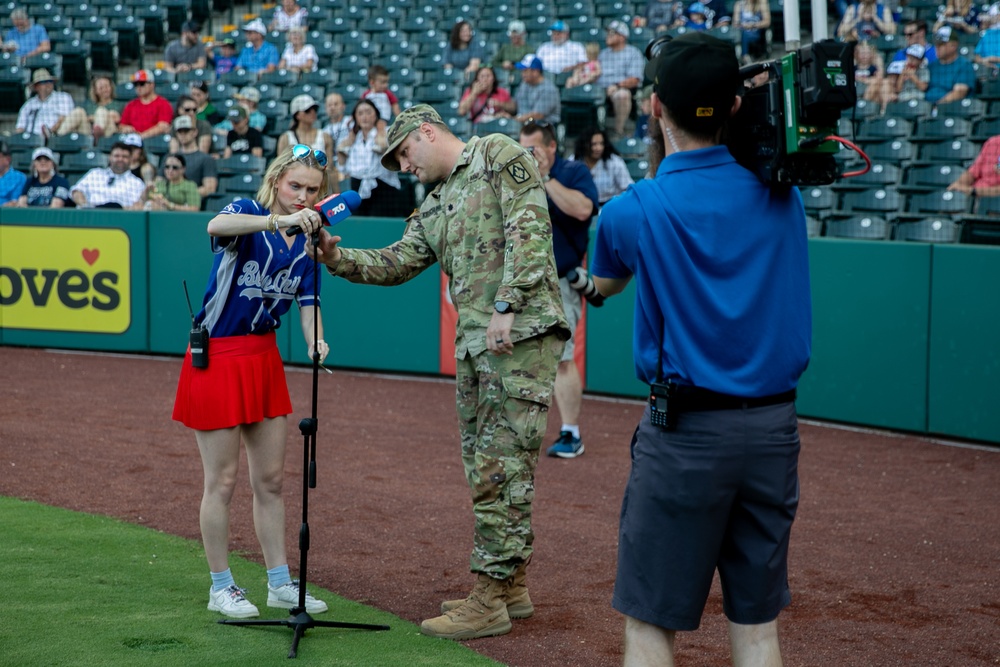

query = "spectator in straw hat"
[[236, 18, 279, 76], [119, 69, 174, 139], [16, 68, 90, 137], [164, 20, 207, 74], [16, 147, 71, 208], [0, 141, 27, 207]]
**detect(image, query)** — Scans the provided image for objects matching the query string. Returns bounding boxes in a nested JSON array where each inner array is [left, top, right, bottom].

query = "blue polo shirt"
[[591, 145, 811, 396], [548, 155, 598, 276], [4, 24, 49, 58], [235, 41, 279, 74], [0, 168, 27, 205]]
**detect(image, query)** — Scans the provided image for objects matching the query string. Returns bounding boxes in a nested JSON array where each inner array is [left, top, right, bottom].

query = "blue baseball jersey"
[[196, 198, 321, 338]]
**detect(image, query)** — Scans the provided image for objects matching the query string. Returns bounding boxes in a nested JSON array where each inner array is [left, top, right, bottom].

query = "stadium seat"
[[824, 215, 891, 240], [851, 98, 881, 120], [219, 69, 255, 87], [473, 117, 521, 139], [158, 82, 186, 104], [48, 133, 93, 155], [958, 216, 1000, 244], [204, 191, 244, 211], [144, 133, 172, 157], [444, 116, 471, 138], [919, 139, 980, 164], [972, 117, 1000, 143], [0, 65, 28, 113], [257, 69, 298, 87], [864, 139, 916, 163], [614, 136, 645, 160], [894, 218, 960, 243], [110, 15, 142, 64], [561, 84, 606, 138], [81, 28, 116, 76], [902, 163, 962, 192], [806, 215, 823, 238], [905, 190, 971, 216], [801, 185, 838, 218], [24, 52, 62, 80], [62, 149, 108, 179], [833, 162, 901, 190], [975, 195, 1000, 217], [626, 158, 650, 181], [856, 117, 912, 143], [300, 68, 336, 87], [177, 68, 217, 85], [884, 99, 934, 121], [6, 133, 44, 152], [838, 187, 903, 219], [319, 17, 357, 34], [360, 16, 396, 33], [935, 97, 987, 119], [911, 117, 973, 143], [216, 153, 266, 176], [415, 81, 461, 104], [282, 83, 326, 104], [221, 173, 263, 194], [135, 4, 167, 49]]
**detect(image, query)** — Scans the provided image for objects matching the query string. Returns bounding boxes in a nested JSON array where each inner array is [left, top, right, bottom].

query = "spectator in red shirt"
[[947, 135, 1000, 197], [118, 70, 174, 139]]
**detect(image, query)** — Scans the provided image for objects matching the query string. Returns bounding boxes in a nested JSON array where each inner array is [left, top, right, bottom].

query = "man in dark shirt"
[[223, 106, 263, 159]]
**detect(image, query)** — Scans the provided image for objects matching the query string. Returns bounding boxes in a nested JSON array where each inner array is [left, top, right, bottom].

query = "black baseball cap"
[[644, 32, 740, 134]]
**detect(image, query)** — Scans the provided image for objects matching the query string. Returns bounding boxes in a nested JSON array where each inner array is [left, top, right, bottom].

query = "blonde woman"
[[172, 145, 332, 619], [84, 76, 122, 140]]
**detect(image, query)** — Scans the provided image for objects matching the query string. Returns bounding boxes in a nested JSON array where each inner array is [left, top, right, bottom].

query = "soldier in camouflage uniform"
[[308, 104, 569, 640]]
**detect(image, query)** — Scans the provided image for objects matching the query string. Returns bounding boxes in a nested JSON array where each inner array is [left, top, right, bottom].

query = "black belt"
[[669, 386, 797, 412]]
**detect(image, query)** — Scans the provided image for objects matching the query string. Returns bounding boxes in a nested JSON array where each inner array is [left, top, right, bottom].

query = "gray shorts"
[[558, 276, 582, 363], [612, 401, 800, 630]]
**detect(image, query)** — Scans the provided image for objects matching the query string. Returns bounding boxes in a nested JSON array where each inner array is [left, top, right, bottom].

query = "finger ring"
[[495, 338, 504, 344]]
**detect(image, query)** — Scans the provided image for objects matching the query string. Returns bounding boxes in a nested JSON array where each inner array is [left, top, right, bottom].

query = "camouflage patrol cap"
[[381, 104, 445, 172]]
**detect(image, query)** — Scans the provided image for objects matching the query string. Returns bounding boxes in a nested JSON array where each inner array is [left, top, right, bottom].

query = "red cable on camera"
[[823, 135, 872, 178]]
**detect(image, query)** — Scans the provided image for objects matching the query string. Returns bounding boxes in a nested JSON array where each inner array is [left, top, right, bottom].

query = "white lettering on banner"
[[236, 261, 302, 297]]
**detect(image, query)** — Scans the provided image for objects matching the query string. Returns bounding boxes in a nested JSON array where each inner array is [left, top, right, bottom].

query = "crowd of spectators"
[[2, 0, 1000, 228]]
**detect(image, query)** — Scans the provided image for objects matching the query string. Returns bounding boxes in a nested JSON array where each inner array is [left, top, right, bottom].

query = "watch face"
[[495, 301, 511, 314]]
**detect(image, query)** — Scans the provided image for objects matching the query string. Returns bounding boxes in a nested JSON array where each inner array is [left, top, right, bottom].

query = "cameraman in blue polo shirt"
[[591, 33, 810, 666]]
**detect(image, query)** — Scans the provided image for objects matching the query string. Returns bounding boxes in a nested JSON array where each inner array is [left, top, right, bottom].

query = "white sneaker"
[[208, 585, 259, 618], [267, 580, 328, 613]]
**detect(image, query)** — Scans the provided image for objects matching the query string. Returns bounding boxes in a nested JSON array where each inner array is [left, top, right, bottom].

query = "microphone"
[[286, 190, 363, 235]]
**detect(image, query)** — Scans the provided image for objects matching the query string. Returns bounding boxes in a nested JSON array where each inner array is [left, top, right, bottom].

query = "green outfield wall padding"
[[0, 209, 149, 351], [147, 212, 222, 355], [796, 239, 931, 433], [286, 217, 439, 374], [584, 279, 647, 399], [928, 245, 1000, 442]]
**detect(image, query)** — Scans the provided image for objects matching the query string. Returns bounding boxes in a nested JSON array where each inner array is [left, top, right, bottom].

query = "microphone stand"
[[220, 229, 389, 658]]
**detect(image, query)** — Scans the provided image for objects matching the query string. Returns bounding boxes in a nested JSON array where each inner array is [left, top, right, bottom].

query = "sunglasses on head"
[[291, 143, 328, 168]]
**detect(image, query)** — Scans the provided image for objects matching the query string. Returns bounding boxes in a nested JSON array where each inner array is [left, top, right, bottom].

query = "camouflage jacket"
[[330, 134, 569, 358]]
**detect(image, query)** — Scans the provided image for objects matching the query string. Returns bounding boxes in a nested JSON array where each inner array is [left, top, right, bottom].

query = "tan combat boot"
[[440, 561, 534, 619], [420, 573, 512, 640]]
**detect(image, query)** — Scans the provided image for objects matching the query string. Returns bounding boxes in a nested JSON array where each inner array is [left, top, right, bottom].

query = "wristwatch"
[[495, 301, 514, 314]]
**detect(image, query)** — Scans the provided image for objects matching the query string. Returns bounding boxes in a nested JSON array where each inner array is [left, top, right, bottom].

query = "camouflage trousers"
[[455, 333, 563, 579]]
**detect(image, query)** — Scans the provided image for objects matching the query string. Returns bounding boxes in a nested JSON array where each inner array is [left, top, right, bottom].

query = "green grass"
[[0, 496, 503, 667]]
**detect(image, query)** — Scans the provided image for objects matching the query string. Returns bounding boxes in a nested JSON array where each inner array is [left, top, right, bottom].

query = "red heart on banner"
[[82, 249, 100, 266]]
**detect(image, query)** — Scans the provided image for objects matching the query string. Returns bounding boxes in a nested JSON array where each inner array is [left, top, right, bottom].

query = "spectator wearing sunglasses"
[[172, 144, 331, 621], [119, 70, 174, 139], [166, 115, 218, 201], [70, 141, 146, 209], [147, 153, 201, 212], [171, 95, 214, 155]]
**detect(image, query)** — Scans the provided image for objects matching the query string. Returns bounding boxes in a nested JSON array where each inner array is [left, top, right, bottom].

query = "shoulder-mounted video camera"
[[645, 36, 857, 187]]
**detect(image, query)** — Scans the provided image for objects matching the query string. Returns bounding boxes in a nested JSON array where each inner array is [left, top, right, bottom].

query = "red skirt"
[[172, 331, 293, 430]]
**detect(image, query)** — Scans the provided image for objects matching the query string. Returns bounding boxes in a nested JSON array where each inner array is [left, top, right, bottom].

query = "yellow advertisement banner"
[[0, 226, 131, 333]]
